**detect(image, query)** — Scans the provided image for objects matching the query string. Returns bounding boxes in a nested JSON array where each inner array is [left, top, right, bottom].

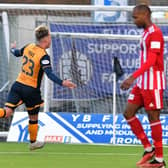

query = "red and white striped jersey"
[[133, 24, 165, 90]]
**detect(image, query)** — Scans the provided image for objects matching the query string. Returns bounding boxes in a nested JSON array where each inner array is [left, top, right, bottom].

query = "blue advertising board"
[[8, 112, 168, 145], [53, 113, 168, 144]]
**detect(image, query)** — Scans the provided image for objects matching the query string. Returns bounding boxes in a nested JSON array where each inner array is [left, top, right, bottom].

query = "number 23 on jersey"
[[22, 55, 35, 76]]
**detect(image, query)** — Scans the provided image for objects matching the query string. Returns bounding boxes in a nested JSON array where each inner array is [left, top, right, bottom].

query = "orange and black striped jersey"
[[11, 43, 63, 89]]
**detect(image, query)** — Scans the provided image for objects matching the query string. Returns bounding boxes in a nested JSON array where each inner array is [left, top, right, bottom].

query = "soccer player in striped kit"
[[121, 4, 166, 168]]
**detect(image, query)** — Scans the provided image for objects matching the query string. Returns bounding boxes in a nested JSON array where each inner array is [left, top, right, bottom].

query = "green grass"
[[0, 143, 167, 168]]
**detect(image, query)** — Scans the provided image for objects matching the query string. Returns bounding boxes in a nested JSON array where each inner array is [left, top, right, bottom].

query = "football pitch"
[[0, 143, 167, 168]]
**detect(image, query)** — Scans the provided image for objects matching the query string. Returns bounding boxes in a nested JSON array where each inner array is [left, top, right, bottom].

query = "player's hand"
[[62, 80, 77, 89], [120, 75, 135, 90], [11, 41, 17, 49]]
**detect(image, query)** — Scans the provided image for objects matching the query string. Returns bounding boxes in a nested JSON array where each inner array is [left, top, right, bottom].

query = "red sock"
[[127, 116, 151, 149], [150, 120, 163, 158]]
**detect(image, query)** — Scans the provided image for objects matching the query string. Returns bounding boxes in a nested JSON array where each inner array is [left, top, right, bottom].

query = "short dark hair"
[[134, 4, 152, 15], [35, 25, 49, 41]]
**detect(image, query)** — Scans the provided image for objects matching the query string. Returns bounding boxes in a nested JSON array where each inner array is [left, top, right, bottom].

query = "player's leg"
[[28, 107, 39, 144], [140, 90, 166, 167], [124, 103, 152, 152], [22, 86, 44, 150], [0, 107, 8, 118], [0, 82, 22, 118], [27, 107, 44, 151], [124, 86, 151, 150], [124, 86, 153, 166], [0, 107, 13, 118]]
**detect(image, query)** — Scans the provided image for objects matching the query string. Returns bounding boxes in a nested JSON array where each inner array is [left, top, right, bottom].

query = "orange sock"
[[0, 108, 6, 118], [28, 120, 38, 143]]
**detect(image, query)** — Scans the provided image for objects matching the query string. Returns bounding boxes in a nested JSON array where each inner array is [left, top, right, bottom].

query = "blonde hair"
[[35, 25, 49, 41]]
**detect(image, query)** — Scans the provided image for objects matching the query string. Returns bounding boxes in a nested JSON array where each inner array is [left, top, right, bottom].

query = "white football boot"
[[29, 141, 45, 151]]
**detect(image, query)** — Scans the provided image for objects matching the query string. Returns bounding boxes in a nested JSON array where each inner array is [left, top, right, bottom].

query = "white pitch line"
[[58, 143, 168, 148], [0, 152, 138, 156], [0, 152, 168, 157]]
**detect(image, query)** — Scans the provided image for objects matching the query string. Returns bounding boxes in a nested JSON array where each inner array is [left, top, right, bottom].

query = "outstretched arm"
[[41, 55, 76, 89], [10, 41, 26, 57], [43, 66, 63, 86]]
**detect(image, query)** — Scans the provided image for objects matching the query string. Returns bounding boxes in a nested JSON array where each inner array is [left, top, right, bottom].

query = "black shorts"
[[5, 81, 44, 110]]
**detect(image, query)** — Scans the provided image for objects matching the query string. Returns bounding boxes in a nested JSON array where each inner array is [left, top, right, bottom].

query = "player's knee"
[[28, 107, 40, 121], [124, 110, 131, 120], [147, 112, 160, 122], [4, 107, 14, 118], [123, 109, 135, 120], [124, 103, 139, 120], [29, 120, 38, 124]]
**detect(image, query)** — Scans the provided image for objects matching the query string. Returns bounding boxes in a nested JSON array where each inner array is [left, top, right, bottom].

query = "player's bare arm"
[[120, 75, 135, 90], [62, 79, 76, 89], [11, 41, 17, 49], [121, 51, 157, 90]]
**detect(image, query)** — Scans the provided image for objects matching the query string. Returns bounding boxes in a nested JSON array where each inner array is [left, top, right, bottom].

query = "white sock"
[[155, 157, 163, 163], [145, 147, 152, 152]]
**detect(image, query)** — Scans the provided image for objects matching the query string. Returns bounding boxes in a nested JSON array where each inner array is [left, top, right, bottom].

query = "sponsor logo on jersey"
[[151, 41, 161, 49], [42, 60, 50, 65], [128, 94, 134, 100]]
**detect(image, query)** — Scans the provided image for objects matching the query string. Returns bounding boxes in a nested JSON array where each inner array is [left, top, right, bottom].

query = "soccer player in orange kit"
[[0, 25, 76, 150]]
